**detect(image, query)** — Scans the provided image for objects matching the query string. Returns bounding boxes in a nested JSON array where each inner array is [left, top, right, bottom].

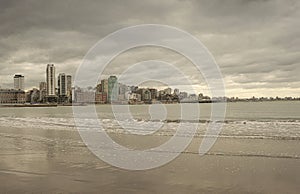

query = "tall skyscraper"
[[58, 73, 67, 96], [58, 73, 72, 103], [66, 75, 72, 96], [46, 64, 56, 96], [14, 74, 25, 90], [108, 76, 118, 103], [66, 75, 72, 103]]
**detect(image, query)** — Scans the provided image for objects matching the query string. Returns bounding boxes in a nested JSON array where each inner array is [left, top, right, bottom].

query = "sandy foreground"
[[0, 126, 299, 194]]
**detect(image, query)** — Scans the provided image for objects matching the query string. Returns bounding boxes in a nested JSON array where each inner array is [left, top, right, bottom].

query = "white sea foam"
[[1, 116, 300, 140]]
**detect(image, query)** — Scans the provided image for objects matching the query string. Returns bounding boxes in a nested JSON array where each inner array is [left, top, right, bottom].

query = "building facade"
[[108, 76, 118, 103], [39, 82, 47, 102], [66, 75, 72, 101], [58, 73, 68, 103], [58, 73, 67, 96], [101, 79, 108, 94], [149, 88, 158, 100], [0, 89, 26, 104], [74, 88, 95, 103], [46, 64, 56, 96], [26, 88, 40, 104], [14, 74, 25, 90], [101, 79, 108, 103]]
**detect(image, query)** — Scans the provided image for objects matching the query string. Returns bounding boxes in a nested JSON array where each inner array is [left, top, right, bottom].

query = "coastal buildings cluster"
[[0, 63, 214, 105], [0, 63, 299, 105], [75, 77, 212, 104], [0, 64, 72, 104]]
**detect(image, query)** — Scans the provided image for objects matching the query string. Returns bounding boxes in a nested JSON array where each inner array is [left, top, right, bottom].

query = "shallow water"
[[0, 101, 299, 193]]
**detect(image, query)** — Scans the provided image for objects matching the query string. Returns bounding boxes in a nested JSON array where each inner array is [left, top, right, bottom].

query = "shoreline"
[[0, 100, 299, 108], [0, 104, 58, 108]]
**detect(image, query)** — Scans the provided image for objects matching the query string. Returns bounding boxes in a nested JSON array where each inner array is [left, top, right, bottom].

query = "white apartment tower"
[[46, 64, 56, 96], [14, 74, 25, 90]]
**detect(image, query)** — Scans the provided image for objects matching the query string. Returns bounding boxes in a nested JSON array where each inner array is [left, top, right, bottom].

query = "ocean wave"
[[1, 117, 300, 140]]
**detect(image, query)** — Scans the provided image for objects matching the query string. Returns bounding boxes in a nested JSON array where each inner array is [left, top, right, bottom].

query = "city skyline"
[[1, 65, 300, 100]]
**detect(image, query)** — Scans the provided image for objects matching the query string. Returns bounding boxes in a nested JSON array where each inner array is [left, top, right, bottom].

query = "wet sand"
[[1, 126, 300, 193]]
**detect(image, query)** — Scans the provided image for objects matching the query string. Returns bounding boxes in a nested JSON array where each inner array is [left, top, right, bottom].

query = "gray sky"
[[0, 0, 299, 97]]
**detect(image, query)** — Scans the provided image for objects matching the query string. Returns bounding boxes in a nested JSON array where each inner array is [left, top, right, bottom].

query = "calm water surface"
[[0, 101, 299, 193]]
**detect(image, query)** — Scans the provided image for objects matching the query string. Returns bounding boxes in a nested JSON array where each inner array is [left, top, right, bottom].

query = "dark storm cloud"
[[0, 0, 299, 97]]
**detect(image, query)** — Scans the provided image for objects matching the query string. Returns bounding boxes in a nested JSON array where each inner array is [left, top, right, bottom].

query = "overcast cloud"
[[0, 0, 299, 97]]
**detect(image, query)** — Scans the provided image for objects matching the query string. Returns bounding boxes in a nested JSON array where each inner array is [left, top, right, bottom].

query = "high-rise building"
[[39, 82, 47, 102], [58, 73, 67, 96], [66, 75, 72, 98], [101, 79, 108, 103], [118, 83, 127, 96], [58, 73, 72, 103], [118, 83, 128, 101], [46, 64, 56, 96], [108, 76, 118, 103], [101, 79, 108, 94], [14, 74, 25, 90]]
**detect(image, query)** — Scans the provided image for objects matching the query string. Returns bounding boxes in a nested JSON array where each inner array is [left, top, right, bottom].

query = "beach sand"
[[1, 126, 299, 193]]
